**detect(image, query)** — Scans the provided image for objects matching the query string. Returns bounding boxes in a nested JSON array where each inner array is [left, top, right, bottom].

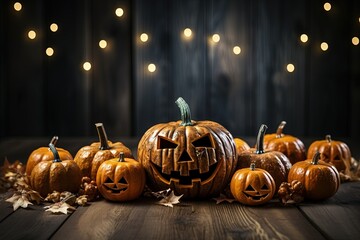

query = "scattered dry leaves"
[[213, 193, 235, 204], [44, 202, 76, 215], [156, 190, 183, 208]]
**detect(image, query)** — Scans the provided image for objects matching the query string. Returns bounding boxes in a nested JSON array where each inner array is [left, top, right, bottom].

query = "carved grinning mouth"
[[150, 161, 220, 187], [103, 177, 128, 194], [242, 192, 269, 201]]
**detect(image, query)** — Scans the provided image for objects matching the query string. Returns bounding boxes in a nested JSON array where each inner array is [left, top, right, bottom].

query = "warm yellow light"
[[140, 33, 148, 42], [212, 34, 220, 43], [14, 2, 22, 11], [184, 28, 192, 38], [115, 8, 124, 17], [83, 62, 92, 71], [286, 64, 295, 73], [46, 47, 54, 57], [50, 23, 58, 32], [300, 34, 308, 43], [148, 63, 156, 73], [324, 2, 331, 11], [352, 37, 359, 46], [233, 46, 241, 55], [321, 42, 329, 51], [28, 30, 36, 39], [99, 40, 107, 48]]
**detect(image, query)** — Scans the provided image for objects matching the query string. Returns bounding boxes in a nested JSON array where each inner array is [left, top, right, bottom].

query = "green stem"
[[118, 152, 125, 162], [95, 123, 110, 150], [311, 151, 321, 165], [255, 124, 268, 154], [276, 121, 286, 138], [49, 143, 61, 162], [175, 97, 193, 126], [50, 136, 58, 145]]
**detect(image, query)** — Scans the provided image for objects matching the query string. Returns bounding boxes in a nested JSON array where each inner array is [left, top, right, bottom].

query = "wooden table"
[[1, 138, 360, 240]]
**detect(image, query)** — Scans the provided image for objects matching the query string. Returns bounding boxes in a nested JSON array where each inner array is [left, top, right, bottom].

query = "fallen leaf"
[[6, 192, 33, 211], [156, 190, 183, 208], [212, 194, 235, 204], [44, 202, 76, 215]]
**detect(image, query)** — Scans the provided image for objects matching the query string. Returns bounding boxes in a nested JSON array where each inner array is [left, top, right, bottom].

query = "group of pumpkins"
[[25, 97, 351, 206]]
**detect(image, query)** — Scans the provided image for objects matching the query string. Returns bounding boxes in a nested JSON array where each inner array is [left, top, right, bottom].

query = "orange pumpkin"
[[263, 121, 306, 165], [307, 135, 351, 173], [137, 97, 237, 199], [96, 153, 146, 202], [288, 151, 340, 201], [74, 123, 133, 180], [237, 124, 292, 192], [230, 163, 275, 205], [30, 143, 81, 197], [26, 136, 73, 176], [234, 138, 250, 155]]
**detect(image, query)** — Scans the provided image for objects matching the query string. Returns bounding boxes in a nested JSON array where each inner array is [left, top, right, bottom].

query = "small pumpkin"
[[30, 143, 81, 197], [96, 152, 146, 202], [137, 97, 237, 199], [26, 136, 73, 176], [234, 138, 250, 155], [307, 135, 351, 173], [74, 123, 133, 180], [230, 163, 275, 205], [263, 121, 306, 165], [237, 124, 292, 192], [288, 151, 340, 201]]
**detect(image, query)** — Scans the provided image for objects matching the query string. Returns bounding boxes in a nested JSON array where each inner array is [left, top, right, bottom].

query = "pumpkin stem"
[[250, 163, 256, 171], [50, 136, 59, 145], [49, 143, 61, 163], [276, 121, 286, 138], [175, 97, 193, 126], [326, 135, 332, 143], [118, 152, 125, 162], [255, 124, 268, 154], [95, 123, 110, 150], [311, 151, 321, 165]]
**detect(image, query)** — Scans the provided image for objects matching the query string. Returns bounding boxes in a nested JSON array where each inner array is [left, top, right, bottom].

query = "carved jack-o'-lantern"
[[137, 97, 237, 199], [230, 163, 275, 205], [307, 135, 352, 173], [96, 153, 145, 202]]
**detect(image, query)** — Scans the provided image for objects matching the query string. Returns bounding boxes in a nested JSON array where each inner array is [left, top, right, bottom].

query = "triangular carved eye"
[[158, 136, 178, 149], [119, 177, 127, 184], [192, 134, 213, 148], [261, 184, 269, 190], [245, 185, 255, 191]]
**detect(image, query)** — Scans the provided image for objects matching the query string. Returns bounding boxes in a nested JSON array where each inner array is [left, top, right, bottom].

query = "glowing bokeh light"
[[233, 46, 241, 55], [14, 2, 22, 11], [99, 40, 107, 48], [321, 42, 329, 51], [83, 62, 92, 71], [148, 63, 156, 73], [50, 23, 58, 32], [46, 47, 54, 56], [28, 30, 36, 39], [352, 37, 359, 46], [140, 33, 148, 42], [184, 28, 192, 38], [286, 64, 295, 73], [115, 8, 124, 17], [212, 34, 220, 43], [324, 2, 331, 11], [300, 34, 308, 43]]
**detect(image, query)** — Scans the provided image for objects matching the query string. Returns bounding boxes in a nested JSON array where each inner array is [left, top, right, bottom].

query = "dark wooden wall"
[[1, 0, 359, 140]]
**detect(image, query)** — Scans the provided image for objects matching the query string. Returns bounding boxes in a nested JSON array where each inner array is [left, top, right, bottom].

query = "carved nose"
[[178, 151, 192, 163]]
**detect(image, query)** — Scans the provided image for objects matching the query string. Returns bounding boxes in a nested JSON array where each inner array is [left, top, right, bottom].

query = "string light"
[[233, 46, 241, 55], [183, 28, 192, 38], [46, 47, 54, 57], [28, 30, 36, 39], [212, 34, 220, 43], [148, 63, 156, 73], [99, 40, 107, 49], [321, 42, 329, 51], [352, 37, 359, 46], [115, 8, 124, 17], [50, 23, 58, 32], [140, 33, 148, 42], [286, 64, 295, 73], [300, 34, 308, 43], [83, 62, 92, 71], [324, 2, 331, 11], [14, 2, 22, 11]]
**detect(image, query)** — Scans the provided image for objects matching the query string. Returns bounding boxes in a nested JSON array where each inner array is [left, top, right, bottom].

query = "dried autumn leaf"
[[156, 190, 183, 208], [76, 195, 88, 206], [212, 193, 235, 204], [45, 191, 61, 203], [44, 202, 76, 215], [6, 192, 33, 211]]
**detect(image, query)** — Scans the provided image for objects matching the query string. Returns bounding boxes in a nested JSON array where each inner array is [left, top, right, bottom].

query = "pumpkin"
[[25, 136, 73, 176], [263, 121, 306, 165], [237, 124, 292, 192], [234, 138, 250, 155], [230, 163, 275, 205], [30, 143, 81, 197], [307, 135, 351, 173], [137, 97, 237, 199], [288, 151, 340, 200], [96, 152, 146, 202], [74, 123, 133, 180]]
